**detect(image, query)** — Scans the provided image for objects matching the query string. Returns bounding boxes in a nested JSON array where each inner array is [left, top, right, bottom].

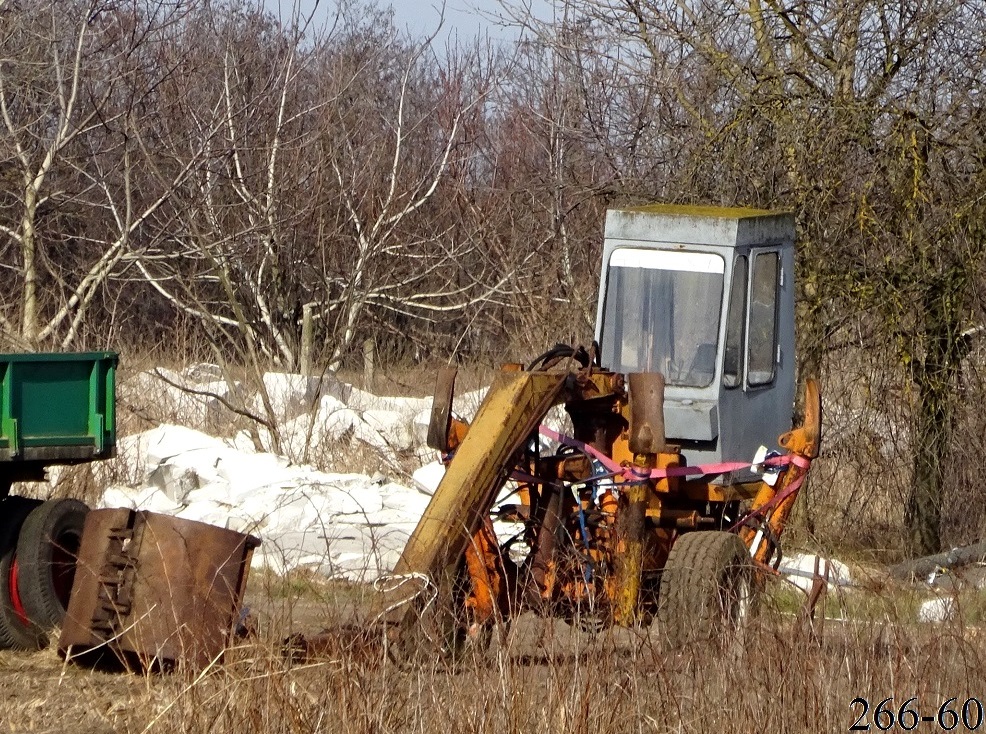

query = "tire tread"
[[16, 498, 89, 631], [0, 496, 45, 650], [656, 530, 753, 648]]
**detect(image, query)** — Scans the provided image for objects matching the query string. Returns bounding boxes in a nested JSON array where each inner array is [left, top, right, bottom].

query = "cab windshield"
[[600, 248, 724, 387]]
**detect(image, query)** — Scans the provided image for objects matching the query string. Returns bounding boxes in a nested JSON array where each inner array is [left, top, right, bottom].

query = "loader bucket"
[[59, 509, 259, 671]]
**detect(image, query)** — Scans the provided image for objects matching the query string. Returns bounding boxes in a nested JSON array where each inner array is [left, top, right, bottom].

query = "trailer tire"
[[15, 499, 89, 632], [0, 496, 46, 650], [657, 530, 755, 648]]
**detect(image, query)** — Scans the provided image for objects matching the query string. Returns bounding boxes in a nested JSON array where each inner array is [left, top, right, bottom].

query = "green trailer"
[[0, 352, 117, 493], [0, 351, 118, 650]]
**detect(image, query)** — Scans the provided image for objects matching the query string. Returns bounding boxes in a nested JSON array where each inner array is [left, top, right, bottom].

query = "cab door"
[[717, 248, 794, 474]]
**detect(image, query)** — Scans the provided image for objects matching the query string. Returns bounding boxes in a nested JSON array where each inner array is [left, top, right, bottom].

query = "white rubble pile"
[[101, 424, 435, 580], [777, 552, 853, 592], [110, 362, 456, 581]]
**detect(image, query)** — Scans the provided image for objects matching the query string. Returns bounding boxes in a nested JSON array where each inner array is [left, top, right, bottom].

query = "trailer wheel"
[[15, 499, 89, 632], [657, 530, 755, 648], [0, 496, 46, 650]]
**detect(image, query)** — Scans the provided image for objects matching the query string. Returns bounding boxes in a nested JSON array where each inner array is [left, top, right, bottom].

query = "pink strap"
[[537, 425, 812, 541], [538, 425, 810, 482], [728, 472, 807, 531], [538, 426, 626, 475]]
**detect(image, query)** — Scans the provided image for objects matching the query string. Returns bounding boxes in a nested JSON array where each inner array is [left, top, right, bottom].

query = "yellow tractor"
[[380, 205, 821, 655]]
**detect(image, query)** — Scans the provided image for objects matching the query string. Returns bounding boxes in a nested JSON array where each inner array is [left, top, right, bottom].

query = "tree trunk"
[[905, 279, 963, 555], [20, 187, 38, 347], [906, 375, 947, 555]]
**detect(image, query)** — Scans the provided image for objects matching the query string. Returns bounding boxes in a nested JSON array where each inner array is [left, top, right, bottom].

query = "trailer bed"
[[0, 352, 117, 480]]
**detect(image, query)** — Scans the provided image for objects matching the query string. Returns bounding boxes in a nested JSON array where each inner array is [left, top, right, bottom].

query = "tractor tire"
[[656, 530, 755, 649], [0, 496, 46, 650], [15, 499, 89, 632]]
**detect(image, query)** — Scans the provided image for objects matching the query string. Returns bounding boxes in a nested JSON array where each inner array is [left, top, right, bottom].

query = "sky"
[[262, 0, 551, 41]]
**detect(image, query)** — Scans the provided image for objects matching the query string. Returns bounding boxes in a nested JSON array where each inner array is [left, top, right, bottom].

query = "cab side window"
[[747, 251, 779, 386], [722, 255, 747, 388]]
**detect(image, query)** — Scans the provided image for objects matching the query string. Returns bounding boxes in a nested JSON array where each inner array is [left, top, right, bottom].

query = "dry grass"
[[2, 575, 985, 734]]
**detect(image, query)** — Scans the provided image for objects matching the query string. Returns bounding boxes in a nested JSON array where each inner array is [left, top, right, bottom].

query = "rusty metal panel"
[[426, 367, 457, 451], [59, 509, 259, 670], [58, 507, 131, 651]]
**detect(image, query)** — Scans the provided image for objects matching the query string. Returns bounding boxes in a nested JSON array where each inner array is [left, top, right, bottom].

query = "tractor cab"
[[595, 205, 796, 478]]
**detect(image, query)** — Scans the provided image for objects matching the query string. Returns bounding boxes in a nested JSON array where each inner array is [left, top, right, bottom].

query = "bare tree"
[[132, 4, 514, 374], [0, 0, 214, 349], [315, 20, 507, 369], [132, 3, 327, 373]]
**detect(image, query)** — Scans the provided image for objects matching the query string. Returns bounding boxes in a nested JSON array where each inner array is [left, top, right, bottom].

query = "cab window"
[[747, 251, 779, 386], [600, 248, 724, 387], [722, 255, 747, 388]]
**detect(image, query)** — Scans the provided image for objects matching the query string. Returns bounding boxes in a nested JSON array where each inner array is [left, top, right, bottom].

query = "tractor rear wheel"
[[656, 530, 755, 648]]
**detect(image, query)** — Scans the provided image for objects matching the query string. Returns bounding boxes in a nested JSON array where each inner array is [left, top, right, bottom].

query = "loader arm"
[[382, 370, 568, 624]]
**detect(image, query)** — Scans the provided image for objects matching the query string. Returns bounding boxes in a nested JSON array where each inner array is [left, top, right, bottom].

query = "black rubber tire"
[[657, 531, 756, 648], [0, 496, 46, 650], [16, 498, 89, 631]]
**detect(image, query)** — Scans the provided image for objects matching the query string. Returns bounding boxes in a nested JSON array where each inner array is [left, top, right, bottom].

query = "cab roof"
[[604, 204, 794, 249]]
